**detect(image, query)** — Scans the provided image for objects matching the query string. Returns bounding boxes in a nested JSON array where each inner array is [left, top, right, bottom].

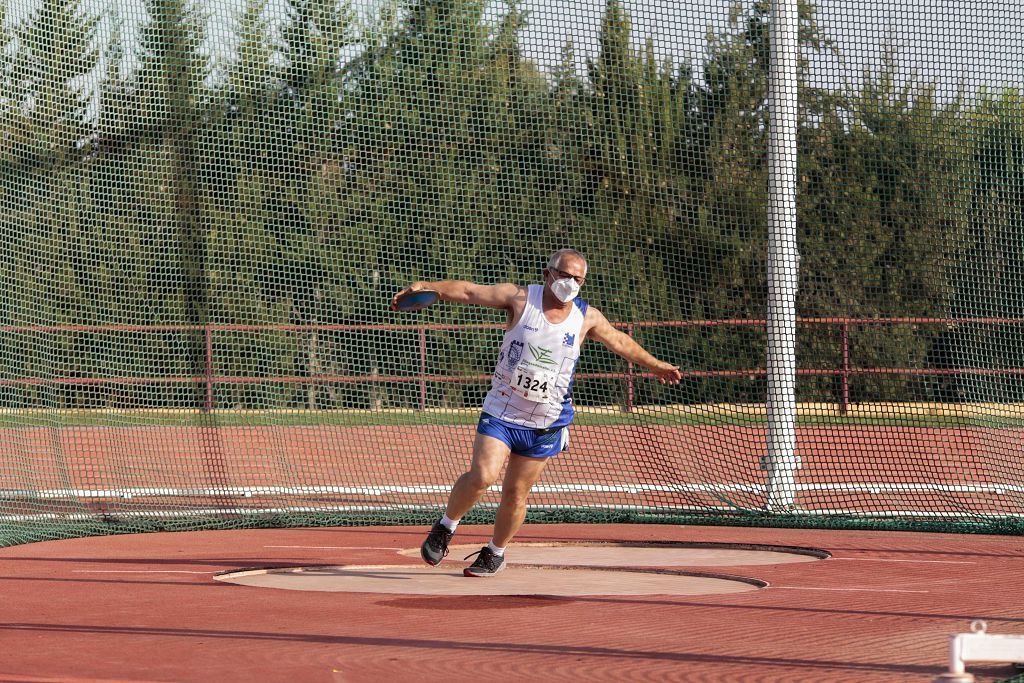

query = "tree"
[[0, 0, 100, 408], [9, 0, 98, 169], [797, 53, 969, 402], [950, 89, 1024, 402]]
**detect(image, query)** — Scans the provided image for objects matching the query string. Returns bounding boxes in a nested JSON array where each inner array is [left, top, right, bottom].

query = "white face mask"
[[550, 276, 580, 303]]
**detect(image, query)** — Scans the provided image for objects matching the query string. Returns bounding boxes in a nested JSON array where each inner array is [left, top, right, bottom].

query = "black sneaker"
[[420, 521, 454, 566], [463, 546, 506, 577]]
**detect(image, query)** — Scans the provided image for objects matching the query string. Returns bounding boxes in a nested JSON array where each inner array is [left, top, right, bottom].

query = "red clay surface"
[[4, 425, 1023, 515], [1, 523, 1023, 682]]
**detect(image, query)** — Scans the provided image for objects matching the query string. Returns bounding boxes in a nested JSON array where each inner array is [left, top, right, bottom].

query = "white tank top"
[[482, 285, 588, 429]]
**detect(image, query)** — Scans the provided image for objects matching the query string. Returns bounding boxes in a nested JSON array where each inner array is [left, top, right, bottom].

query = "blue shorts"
[[476, 413, 570, 459]]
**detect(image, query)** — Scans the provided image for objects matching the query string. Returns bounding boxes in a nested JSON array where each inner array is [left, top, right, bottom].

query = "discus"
[[392, 289, 440, 312]]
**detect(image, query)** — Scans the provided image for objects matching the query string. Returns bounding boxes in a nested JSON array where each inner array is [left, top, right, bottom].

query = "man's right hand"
[[391, 282, 427, 311]]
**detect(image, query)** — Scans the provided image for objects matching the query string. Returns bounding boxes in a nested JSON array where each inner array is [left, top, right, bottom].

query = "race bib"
[[506, 364, 557, 402]]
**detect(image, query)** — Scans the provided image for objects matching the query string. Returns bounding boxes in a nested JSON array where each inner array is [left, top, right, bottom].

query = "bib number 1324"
[[511, 370, 551, 402]]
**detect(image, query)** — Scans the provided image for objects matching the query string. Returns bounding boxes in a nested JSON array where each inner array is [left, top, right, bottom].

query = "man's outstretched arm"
[[585, 308, 682, 384], [391, 280, 522, 311]]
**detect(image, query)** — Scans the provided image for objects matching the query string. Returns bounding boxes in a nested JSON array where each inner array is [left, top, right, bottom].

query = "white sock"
[[440, 514, 459, 532], [486, 541, 506, 557]]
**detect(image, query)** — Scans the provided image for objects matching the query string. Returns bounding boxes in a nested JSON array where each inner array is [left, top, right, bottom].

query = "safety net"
[[1, 0, 1023, 546]]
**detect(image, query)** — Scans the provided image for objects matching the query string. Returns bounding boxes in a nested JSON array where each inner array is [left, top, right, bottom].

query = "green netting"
[[2, 0, 1024, 548]]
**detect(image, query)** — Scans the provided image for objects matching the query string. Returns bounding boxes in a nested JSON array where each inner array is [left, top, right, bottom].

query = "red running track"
[[2, 426, 1023, 516], [0, 524, 1022, 682]]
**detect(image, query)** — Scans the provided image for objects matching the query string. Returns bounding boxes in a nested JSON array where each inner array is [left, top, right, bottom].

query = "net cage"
[[1, 0, 1023, 547]]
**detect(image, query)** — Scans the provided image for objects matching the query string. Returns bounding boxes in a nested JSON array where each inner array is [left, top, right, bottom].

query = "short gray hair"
[[547, 248, 588, 273]]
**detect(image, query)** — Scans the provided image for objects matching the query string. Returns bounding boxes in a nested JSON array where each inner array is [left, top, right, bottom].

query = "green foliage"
[[797, 54, 972, 401], [0, 0, 1018, 411], [947, 88, 1024, 401]]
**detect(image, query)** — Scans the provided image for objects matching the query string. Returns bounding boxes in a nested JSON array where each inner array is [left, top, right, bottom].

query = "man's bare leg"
[[421, 433, 510, 566], [491, 453, 549, 548], [445, 432, 510, 521]]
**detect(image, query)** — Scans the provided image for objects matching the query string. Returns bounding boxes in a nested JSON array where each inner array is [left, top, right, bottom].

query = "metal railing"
[[1, 318, 1023, 413]]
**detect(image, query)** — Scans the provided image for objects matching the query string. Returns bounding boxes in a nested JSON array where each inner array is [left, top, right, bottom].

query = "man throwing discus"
[[391, 248, 682, 576]]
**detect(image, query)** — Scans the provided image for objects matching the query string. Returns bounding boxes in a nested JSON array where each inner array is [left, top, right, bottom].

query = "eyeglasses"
[[549, 267, 586, 286]]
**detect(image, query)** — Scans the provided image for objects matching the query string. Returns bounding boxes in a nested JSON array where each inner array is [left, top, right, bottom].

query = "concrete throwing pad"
[[401, 542, 829, 567], [214, 565, 766, 596]]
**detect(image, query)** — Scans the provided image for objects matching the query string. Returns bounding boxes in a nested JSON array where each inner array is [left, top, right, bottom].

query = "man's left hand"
[[651, 362, 682, 385]]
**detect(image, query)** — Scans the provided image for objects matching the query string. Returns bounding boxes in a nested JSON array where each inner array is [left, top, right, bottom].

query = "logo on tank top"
[[563, 333, 575, 347], [506, 340, 524, 370], [527, 343, 556, 367]]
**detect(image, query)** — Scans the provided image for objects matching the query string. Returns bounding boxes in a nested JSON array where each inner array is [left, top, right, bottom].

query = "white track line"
[[2, 481, 1022, 500]]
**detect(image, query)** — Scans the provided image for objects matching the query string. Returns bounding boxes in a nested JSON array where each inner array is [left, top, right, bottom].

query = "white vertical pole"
[[764, 0, 800, 511]]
